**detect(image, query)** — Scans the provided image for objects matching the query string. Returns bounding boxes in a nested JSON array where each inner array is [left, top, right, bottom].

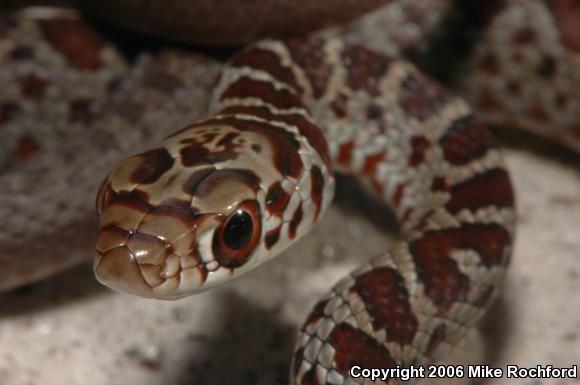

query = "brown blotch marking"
[[392, 184, 405, 208], [69, 98, 92, 124], [0, 17, 10, 38], [39, 19, 103, 70], [10, 45, 33, 60], [506, 80, 521, 95], [16, 135, 41, 160], [126, 189, 152, 208], [537, 55, 557, 78], [15, 134, 38, 161], [219, 104, 332, 171], [130, 148, 175, 185], [265, 226, 281, 250], [478, 52, 500, 75], [366, 103, 383, 120], [477, 90, 502, 111], [529, 104, 549, 123], [408, 135, 432, 166], [287, 117, 331, 171], [330, 92, 348, 118], [310, 166, 325, 221], [446, 168, 514, 214], [402, 207, 414, 223], [20, 73, 48, 98], [107, 76, 123, 94], [547, 0, 580, 52], [179, 130, 241, 167], [555, 93, 568, 110], [399, 72, 450, 120], [143, 70, 185, 93], [351, 267, 418, 344], [231, 47, 302, 93], [337, 141, 355, 165], [512, 26, 536, 44], [179, 139, 212, 167], [265, 182, 291, 217], [431, 177, 449, 192], [0, 102, 20, 123], [289, 203, 303, 240], [217, 132, 238, 147], [343, 45, 391, 97], [362, 152, 385, 175], [286, 37, 332, 98], [211, 117, 304, 179], [573, 122, 580, 139], [440, 115, 495, 165], [219, 105, 272, 118], [251, 143, 262, 153], [220, 77, 304, 110], [426, 323, 447, 356], [409, 223, 511, 311], [328, 323, 397, 376]]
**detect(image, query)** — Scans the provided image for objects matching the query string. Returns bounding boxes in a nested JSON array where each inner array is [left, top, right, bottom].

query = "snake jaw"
[[94, 208, 267, 299]]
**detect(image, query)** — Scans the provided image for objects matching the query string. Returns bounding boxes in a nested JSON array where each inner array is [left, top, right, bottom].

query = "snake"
[[1, 0, 579, 384]]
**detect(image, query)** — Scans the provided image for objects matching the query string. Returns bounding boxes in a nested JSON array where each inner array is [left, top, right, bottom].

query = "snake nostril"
[[95, 179, 114, 218]]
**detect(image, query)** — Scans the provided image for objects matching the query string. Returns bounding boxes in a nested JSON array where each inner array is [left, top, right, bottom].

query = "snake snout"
[[94, 247, 154, 298]]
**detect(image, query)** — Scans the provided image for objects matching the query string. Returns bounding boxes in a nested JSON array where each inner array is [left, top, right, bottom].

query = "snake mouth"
[[94, 247, 154, 298]]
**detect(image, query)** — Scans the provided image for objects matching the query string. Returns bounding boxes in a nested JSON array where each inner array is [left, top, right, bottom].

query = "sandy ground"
[[0, 130, 578, 385]]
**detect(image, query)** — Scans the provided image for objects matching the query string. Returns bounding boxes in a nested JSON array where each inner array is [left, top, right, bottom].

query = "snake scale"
[[1, 1, 579, 384]]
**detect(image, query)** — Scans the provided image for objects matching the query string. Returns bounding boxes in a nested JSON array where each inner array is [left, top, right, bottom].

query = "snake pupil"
[[223, 210, 253, 250]]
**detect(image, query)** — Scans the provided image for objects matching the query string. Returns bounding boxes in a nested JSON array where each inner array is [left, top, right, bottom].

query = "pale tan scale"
[[140, 264, 165, 287], [125, 233, 168, 265], [95, 226, 130, 254], [135, 211, 194, 256]]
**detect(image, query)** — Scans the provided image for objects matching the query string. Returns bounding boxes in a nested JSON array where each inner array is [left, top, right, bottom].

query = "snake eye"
[[212, 200, 261, 268], [223, 210, 253, 250]]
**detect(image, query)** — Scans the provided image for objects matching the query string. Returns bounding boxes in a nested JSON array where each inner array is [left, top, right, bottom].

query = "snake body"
[[95, 34, 515, 383], [1, 1, 579, 384]]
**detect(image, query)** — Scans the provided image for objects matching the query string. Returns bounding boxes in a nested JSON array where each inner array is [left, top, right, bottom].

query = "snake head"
[[94, 121, 332, 299]]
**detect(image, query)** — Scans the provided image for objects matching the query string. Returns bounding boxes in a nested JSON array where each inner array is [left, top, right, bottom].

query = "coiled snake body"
[[3, 1, 580, 384]]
